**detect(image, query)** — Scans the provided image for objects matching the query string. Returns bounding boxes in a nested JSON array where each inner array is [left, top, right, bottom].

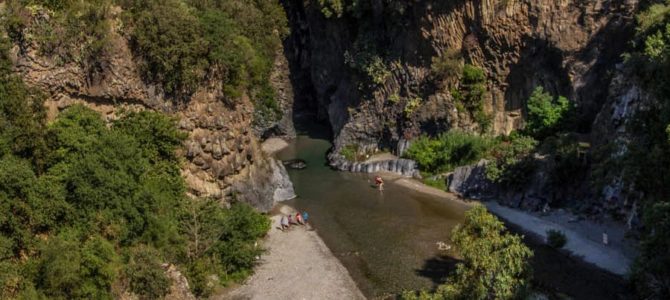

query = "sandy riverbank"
[[261, 138, 290, 155], [386, 173, 636, 276], [221, 205, 365, 300]]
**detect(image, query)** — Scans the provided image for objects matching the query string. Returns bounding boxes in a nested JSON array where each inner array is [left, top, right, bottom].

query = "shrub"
[[123, 0, 208, 96], [405, 131, 494, 174], [546, 229, 567, 249], [451, 64, 490, 131], [125, 246, 170, 300], [340, 144, 360, 161], [524, 87, 572, 139], [431, 48, 463, 82], [485, 133, 538, 188], [403, 205, 533, 299]]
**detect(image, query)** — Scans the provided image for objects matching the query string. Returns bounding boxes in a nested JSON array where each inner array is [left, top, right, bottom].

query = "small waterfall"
[[330, 156, 419, 177]]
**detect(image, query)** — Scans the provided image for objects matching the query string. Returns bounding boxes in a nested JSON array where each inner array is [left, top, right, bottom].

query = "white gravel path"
[[485, 202, 633, 276]]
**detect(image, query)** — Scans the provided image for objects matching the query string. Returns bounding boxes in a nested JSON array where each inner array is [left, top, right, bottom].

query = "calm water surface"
[[277, 127, 469, 297]]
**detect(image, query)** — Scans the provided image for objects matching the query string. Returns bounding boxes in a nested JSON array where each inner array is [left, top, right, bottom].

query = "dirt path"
[[484, 202, 633, 276], [221, 205, 365, 300], [390, 175, 635, 276]]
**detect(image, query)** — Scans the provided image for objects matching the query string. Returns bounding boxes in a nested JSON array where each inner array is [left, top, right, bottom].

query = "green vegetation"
[[402, 205, 533, 300], [451, 64, 492, 132], [0, 39, 270, 297], [4, 0, 113, 66], [524, 87, 572, 139], [423, 176, 447, 191], [340, 144, 361, 161], [404, 97, 422, 117], [546, 229, 567, 249], [2, 0, 288, 123], [404, 131, 495, 174], [344, 34, 391, 87], [431, 49, 464, 84], [485, 133, 538, 188], [622, 2, 670, 297]]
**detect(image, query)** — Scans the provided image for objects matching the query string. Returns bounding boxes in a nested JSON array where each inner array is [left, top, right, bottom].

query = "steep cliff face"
[[9, 6, 293, 211], [284, 0, 637, 155]]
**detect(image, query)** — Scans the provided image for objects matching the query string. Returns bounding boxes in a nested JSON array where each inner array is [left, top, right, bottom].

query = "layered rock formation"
[[9, 6, 294, 212], [282, 0, 645, 218], [283, 0, 637, 155]]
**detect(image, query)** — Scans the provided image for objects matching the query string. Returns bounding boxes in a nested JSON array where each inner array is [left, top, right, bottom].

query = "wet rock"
[[283, 159, 307, 170], [447, 160, 496, 199]]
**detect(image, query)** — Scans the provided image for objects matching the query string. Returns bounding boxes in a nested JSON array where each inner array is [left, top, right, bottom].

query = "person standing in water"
[[374, 175, 384, 191]]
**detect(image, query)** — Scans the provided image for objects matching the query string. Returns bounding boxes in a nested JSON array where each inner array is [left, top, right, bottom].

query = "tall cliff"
[[284, 0, 637, 153], [7, 5, 294, 211]]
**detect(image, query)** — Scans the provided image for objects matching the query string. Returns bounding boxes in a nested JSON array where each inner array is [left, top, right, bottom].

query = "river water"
[[276, 125, 469, 297]]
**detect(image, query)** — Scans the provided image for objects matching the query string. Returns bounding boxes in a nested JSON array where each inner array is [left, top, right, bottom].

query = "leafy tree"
[[405, 131, 494, 174], [125, 246, 171, 300], [38, 231, 119, 300], [485, 133, 538, 189], [0, 38, 48, 170], [524, 87, 571, 139], [404, 205, 533, 300], [632, 202, 670, 298], [123, 0, 208, 96]]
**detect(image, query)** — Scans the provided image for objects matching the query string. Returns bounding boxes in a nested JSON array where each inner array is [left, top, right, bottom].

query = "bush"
[[524, 87, 572, 139], [405, 131, 494, 174], [180, 199, 269, 296], [4, 0, 113, 65], [125, 246, 170, 300], [451, 64, 490, 132], [546, 229, 567, 248], [403, 205, 533, 300], [485, 133, 538, 188], [340, 144, 361, 161], [431, 48, 463, 83], [123, 0, 208, 96]]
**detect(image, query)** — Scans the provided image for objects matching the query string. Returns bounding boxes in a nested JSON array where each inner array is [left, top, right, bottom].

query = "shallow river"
[[277, 125, 469, 297]]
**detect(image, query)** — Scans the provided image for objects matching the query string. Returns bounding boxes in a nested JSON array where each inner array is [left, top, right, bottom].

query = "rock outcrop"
[[283, 0, 644, 217], [283, 0, 637, 161], [9, 6, 293, 211]]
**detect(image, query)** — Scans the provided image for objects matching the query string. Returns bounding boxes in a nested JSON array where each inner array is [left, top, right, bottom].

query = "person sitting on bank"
[[302, 211, 309, 224], [296, 212, 304, 225]]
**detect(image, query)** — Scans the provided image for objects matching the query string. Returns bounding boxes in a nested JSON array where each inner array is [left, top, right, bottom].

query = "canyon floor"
[[220, 205, 365, 300], [392, 174, 636, 276]]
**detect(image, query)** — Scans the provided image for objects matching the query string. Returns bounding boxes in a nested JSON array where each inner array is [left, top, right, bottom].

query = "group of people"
[[280, 211, 309, 231]]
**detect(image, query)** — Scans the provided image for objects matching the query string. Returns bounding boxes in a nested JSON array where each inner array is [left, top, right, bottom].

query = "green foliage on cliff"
[[4, 0, 113, 65], [623, 2, 670, 297], [0, 38, 48, 171], [485, 133, 538, 188], [404, 131, 495, 174], [524, 87, 572, 139], [451, 64, 491, 132], [402, 205, 533, 300], [0, 99, 269, 297], [2, 0, 288, 123]]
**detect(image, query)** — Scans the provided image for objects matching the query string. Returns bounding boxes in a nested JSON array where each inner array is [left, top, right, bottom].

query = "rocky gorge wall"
[[283, 0, 637, 156], [282, 0, 649, 219], [8, 6, 295, 212]]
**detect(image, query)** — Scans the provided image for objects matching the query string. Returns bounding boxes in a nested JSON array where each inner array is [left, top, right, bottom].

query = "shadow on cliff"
[[504, 9, 635, 134]]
